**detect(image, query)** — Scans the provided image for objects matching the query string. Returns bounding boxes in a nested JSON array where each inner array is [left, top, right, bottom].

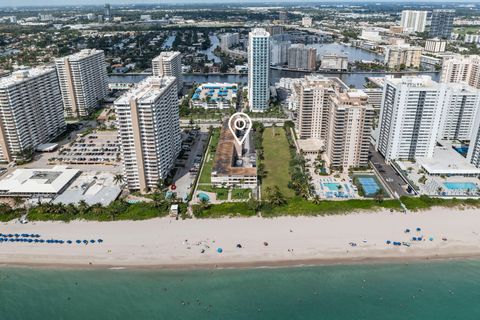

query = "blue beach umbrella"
[[83, 240, 88, 244], [416, 227, 421, 232], [28, 239, 33, 243], [67, 240, 72, 244], [76, 240, 81, 244], [217, 248, 223, 253], [386, 240, 391, 244], [39, 239, 45, 243], [9, 239, 14, 242], [34, 239, 39, 243], [412, 237, 417, 241], [90, 240, 95, 243], [97, 239, 103, 243], [405, 229, 410, 233]]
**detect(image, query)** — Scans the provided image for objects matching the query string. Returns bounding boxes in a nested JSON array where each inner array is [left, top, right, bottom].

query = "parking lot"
[[171, 128, 208, 201], [51, 131, 120, 166]]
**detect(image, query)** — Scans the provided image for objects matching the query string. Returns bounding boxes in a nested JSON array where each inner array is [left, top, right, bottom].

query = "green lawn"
[[198, 129, 220, 184], [401, 195, 480, 211], [193, 202, 256, 218], [262, 127, 295, 198], [232, 188, 251, 200], [262, 197, 402, 217]]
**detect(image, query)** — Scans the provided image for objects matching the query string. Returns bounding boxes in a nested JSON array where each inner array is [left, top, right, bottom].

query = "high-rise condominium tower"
[[440, 55, 480, 89], [248, 28, 270, 112], [377, 76, 443, 161], [0, 68, 66, 162], [430, 9, 455, 39], [152, 51, 183, 93], [114, 76, 181, 193], [294, 75, 337, 140], [55, 49, 108, 118], [400, 10, 427, 33], [325, 91, 374, 170]]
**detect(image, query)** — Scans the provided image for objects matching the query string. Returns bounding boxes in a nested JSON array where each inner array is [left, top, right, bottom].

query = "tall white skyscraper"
[[438, 83, 480, 141], [0, 68, 66, 162], [248, 28, 270, 112], [377, 76, 444, 161], [400, 10, 427, 33], [468, 114, 480, 168], [55, 49, 108, 118], [152, 51, 183, 93], [114, 76, 181, 193], [440, 55, 480, 89]]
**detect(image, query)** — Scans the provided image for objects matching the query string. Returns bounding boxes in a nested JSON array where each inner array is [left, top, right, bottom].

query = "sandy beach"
[[1, 208, 480, 269]]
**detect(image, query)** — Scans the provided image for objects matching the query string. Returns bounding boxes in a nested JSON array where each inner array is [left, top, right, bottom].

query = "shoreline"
[[1, 208, 480, 271], [2, 251, 480, 271]]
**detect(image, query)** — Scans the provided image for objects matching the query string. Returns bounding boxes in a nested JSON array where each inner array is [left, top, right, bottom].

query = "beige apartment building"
[[55, 49, 108, 118], [325, 91, 374, 170], [114, 76, 181, 193], [384, 45, 422, 69], [440, 55, 480, 89]]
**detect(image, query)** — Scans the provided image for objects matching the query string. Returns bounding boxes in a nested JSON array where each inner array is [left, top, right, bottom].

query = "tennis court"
[[356, 176, 381, 196]]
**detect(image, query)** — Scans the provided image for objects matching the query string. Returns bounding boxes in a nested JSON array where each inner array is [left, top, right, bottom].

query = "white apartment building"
[[320, 54, 348, 71], [377, 76, 444, 161], [302, 16, 313, 28], [152, 51, 183, 93], [55, 49, 108, 118], [114, 76, 181, 193], [271, 40, 290, 66], [400, 10, 427, 33], [219, 33, 240, 50], [468, 115, 480, 168], [248, 28, 270, 112], [294, 76, 337, 140], [464, 34, 480, 44], [440, 55, 480, 89], [326, 91, 374, 170], [0, 68, 66, 162], [438, 83, 480, 141], [384, 45, 422, 69], [425, 38, 447, 53], [288, 44, 316, 71]]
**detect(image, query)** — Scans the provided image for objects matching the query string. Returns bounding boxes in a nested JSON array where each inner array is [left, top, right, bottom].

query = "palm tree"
[[156, 178, 165, 190], [113, 174, 124, 185], [313, 195, 321, 204], [373, 190, 384, 203], [265, 186, 286, 206]]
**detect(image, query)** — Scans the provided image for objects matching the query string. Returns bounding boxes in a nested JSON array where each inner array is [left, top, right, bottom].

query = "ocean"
[[1, 260, 480, 319]]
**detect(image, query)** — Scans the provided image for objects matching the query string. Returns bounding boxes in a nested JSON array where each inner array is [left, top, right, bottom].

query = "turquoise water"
[[2, 260, 480, 319], [323, 182, 341, 191], [356, 176, 381, 196], [443, 182, 477, 190]]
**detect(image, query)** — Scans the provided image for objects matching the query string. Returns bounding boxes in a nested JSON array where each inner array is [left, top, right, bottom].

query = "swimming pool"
[[443, 182, 478, 191], [453, 146, 469, 157], [323, 183, 342, 191]]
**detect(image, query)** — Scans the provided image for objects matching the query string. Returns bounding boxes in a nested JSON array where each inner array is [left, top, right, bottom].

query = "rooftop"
[[0, 67, 55, 89], [152, 51, 181, 62], [114, 76, 176, 105], [385, 75, 438, 88], [212, 123, 257, 177], [58, 49, 104, 61], [0, 166, 79, 195], [192, 83, 238, 102], [418, 142, 480, 176]]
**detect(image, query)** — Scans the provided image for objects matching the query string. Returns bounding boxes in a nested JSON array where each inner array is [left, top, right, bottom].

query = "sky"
[[0, 0, 473, 7]]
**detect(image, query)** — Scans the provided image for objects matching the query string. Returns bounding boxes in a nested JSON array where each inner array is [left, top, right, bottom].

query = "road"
[[172, 130, 208, 201], [369, 145, 408, 198]]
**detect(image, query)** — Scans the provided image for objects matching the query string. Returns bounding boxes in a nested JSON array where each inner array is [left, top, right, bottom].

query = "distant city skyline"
[[0, 0, 476, 8]]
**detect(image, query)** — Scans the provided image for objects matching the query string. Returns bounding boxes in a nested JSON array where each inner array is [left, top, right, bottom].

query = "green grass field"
[[232, 188, 251, 200], [262, 127, 295, 198], [198, 129, 220, 184], [193, 202, 256, 218]]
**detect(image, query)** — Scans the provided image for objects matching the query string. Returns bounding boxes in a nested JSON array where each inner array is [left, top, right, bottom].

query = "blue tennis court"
[[357, 177, 381, 196]]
